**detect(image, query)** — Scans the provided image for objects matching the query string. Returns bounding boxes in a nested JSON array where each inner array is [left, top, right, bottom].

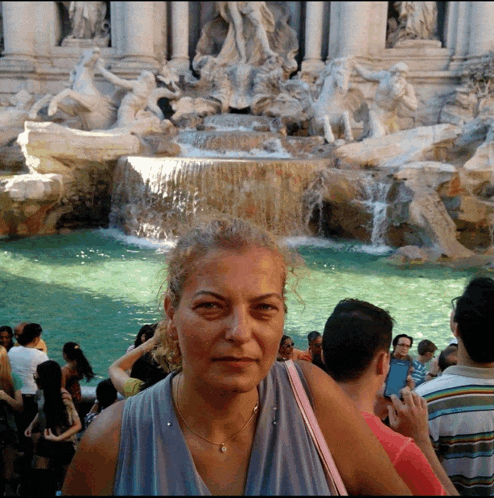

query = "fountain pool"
[[0, 228, 486, 385]]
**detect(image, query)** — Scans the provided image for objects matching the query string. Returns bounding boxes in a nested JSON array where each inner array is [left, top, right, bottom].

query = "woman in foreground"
[[63, 217, 411, 495]]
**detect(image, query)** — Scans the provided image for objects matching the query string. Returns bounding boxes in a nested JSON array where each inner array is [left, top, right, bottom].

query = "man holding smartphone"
[[322, 299, 458, 495]]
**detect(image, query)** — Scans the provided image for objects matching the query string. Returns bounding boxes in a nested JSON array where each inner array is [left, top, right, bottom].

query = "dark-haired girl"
[[25, 360, 81, 478], [61, 342, 95, 414]]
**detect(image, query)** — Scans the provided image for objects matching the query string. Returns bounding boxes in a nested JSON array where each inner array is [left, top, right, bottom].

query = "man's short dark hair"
[[392, 334, 413, 349], [453, 276, 494, 363], [417, 339, 437, 356], [17, 323, 42, 346], [307, 331, 320, 344], [438, 345, 458, 372], [323, 299, 394, 382]]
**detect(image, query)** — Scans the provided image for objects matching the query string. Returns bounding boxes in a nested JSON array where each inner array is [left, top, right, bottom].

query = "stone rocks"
[[0, 173, 65, 236], [334, 124, 461, 169]]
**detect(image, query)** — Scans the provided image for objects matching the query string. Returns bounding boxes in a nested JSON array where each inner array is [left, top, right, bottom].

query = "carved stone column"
[[468, 2, 494, 57], [1, 2, 37, 68], [328, 2, 372, 59], [169, 2, 190, 75], [301, 2, 325, 73], [118, 2, 158, 68]]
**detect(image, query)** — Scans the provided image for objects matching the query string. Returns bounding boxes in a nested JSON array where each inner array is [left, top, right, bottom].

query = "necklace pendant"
[[220, 445, 227, 453]]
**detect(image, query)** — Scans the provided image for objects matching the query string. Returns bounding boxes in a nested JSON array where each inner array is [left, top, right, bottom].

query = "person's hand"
[[387, 387, 430, 443], [0, 389, 7, 401], [374, 373, 415, 420], [43, 428, 60, 442], [24, 426, 32, 438]]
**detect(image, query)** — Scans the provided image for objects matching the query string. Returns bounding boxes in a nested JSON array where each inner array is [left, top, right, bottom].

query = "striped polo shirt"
[[416, 365, 494, 496]]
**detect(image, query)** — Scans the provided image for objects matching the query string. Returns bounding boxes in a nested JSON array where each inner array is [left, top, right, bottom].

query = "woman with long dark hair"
[[25, 361, 81, 481], [0, 345, 23, 495], [61, 342, 95, 413]]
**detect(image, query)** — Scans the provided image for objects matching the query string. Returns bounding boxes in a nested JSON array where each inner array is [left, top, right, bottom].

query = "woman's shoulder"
[[63, 400, 125, 495]]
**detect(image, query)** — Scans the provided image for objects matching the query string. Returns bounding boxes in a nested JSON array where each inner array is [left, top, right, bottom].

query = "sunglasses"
[[283, 342, 295, 348]]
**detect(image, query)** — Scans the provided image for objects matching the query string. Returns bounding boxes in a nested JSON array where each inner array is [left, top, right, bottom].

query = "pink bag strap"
[[284, 360, 348, 496]]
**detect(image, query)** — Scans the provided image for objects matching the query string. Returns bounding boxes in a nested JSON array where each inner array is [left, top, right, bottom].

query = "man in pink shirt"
[[322, 299, 457, 496]]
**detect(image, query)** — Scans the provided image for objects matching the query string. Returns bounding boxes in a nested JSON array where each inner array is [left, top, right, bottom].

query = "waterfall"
[[110, 156, 329, 239], [362, 181, 391, 247]]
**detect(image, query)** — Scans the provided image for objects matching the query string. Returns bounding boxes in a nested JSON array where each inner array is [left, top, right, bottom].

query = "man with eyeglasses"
[[416, 277, 494, 496], [303, 331, 325, 371], [391, 334, 413, 362]]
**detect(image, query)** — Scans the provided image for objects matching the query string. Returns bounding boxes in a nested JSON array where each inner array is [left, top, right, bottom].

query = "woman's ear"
[[164, 295, 178, 339]]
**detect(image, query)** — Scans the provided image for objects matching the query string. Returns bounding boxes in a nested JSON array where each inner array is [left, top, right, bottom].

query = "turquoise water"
[[0, 229, 487, 385]]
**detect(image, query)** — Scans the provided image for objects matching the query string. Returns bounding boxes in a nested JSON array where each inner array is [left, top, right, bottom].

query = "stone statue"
[[48, 47, 117, 130], [216, 2, 277, 64], [67, 1, 107, 39], [354, 62, 418, 139], [191, 2, 298, 113], [0, 90, 52, 147], [387, 1, 438, 47], [311, 57, 365, 143], [96, 60, 181, 129]]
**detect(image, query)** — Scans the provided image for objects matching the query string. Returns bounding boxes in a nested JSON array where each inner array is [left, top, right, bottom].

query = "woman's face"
[[166, 247, 285, 394], [279, 337, 294, 360]]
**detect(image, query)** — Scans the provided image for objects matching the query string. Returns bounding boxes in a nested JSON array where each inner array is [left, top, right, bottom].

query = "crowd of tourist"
[[1, 216, 493, 496]]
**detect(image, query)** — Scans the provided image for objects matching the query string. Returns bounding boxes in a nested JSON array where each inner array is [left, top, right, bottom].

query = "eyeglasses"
[[451, 297, 459, 311], [397, 343, 411, 348]]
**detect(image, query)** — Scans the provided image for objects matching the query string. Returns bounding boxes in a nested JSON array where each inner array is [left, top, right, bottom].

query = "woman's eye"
[[255, 303, 278, 312], [197, 302, 218, 309]]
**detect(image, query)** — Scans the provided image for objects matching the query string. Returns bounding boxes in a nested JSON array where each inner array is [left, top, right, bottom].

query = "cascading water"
[[362, 180, 391, 247], [109, 156, 330, 239]]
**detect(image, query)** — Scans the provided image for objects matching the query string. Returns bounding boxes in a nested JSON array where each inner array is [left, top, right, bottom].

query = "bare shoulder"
[[62, 400, 125, 496]]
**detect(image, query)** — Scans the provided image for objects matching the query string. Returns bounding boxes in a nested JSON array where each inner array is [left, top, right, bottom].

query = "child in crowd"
[[84, 379, 118, 429]]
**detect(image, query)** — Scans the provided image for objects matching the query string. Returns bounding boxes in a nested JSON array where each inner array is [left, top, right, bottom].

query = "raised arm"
[[354, 63, 385, 82], [62, 401, 124, 496], [97, 60, 134, 91], [108, 336, 157, 396], [297, 361, 411, 495]]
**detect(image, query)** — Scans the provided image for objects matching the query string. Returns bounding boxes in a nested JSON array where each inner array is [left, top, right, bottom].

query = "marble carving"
[[62, 1, 110, 47], [355, 62, 418, 139], [311, 57, 365, 143], [387, 1, 438, 48], [48, 47, 117, 130]]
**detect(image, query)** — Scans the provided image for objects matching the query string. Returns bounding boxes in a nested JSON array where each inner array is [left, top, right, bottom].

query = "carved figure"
[[67, 1, 107, 39], [48, 47, 117, 130], [192, 1, 298, 112], [355, 62, 418, 139], [388, 1, 438, 47], [216, 2, 277, 64], [311, 57, 365, 143], [96, 61, 181, 128]]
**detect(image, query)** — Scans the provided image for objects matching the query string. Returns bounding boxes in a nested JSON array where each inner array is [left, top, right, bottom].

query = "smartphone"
[[384, 358, 411, 399]]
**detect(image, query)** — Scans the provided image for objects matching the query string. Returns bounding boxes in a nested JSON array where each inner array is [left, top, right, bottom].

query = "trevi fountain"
[[0, 1, 493, 374]]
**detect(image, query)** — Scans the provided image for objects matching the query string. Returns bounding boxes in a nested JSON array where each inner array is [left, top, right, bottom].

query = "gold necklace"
[[174, 374, 259, 453]]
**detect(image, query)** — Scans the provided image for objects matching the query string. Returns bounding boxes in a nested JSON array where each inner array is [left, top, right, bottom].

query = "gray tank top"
[[114, 361, 331, 495]]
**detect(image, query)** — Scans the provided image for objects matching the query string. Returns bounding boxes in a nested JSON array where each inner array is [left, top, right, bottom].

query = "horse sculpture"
[[311, 57, 365, 143], [48, 47, 117, 130]]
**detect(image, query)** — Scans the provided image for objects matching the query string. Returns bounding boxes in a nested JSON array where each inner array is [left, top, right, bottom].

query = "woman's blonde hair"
[[0, 345, 14, 397], [153, 216, 302, 372]]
